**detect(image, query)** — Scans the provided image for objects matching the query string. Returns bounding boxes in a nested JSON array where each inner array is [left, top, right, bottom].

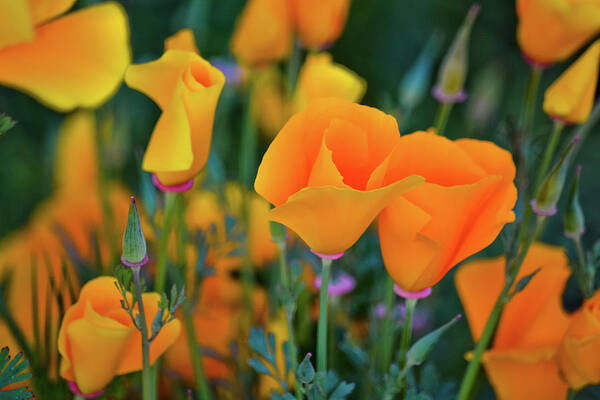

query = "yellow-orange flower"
[[543, 40, 600, 124], [455, 243, 571, 400], [517, 0, 600, 64], [290, 0, 351, 49], [254, 98, 424, 256], [259, 310, 294, 398], [230, 0, 293, 66], [164, 28, 199, 54], [367, 131, 516, 292], [293, 52, 366, 113], [125, 49, 225, 187], [58, 277, 181, 395], [558, 290, 600, 390], [0, 1, 130, 111]]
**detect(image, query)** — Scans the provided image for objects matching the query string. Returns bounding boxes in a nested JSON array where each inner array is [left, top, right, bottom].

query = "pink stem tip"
[[394, 285, 432, 299], [152, 174, 194, 193], [310, 249, 345, 260]]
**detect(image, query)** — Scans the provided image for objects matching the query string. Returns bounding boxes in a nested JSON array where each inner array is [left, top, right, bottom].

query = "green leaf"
[[282, 341, 293, 379], [421, 363, 440, 395], [0, 348, 33, 399], [270, 391, 296, 400], [296, 353, 315, 384], [329, 381, 355, 399], [406, 315, 461, 367], [249, 328, 274, 364], [249, 357, 272, 377], [510, 267, 541, 299], [0, 115, 16, 138]]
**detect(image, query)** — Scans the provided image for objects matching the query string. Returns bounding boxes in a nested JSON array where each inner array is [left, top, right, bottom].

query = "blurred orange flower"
[[517, 0, 600, 64], [558, 290, 600, 390], [58, 276, 181, 395], [0, 1, 130, 111], [230, 0, 293, 66], [368, 131, 516, 292], [125, 47, 225, 187], [293, 52, 366, 113], [254, 98, 423, 256], [164, 28, 199, 54], [543, 40, 600, 124], [251, 66, 290, 138], [456, 243, 570, 400], [290, 0, 351, 49]]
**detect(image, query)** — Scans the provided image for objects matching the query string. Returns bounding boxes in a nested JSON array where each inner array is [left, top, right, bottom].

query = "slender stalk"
[[567, 389, 578, 400], [155, 192, 177, 293], [132, 267, 154, 400], [74, 395, 85, 400], [399, 299, 417, 367], [182, 301, 212, 400], [457, 218, 544, 400], [286, 39, 303, 96], [317, 258, 332, 373], [533, 121, 565, 194], [521, 66, 543, 135], [378, 277, 396, 372], [276, 240, 302, 400], [434, 102, 453, 136]]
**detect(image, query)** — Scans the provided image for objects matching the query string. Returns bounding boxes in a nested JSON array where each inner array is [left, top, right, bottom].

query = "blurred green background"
[[1, 0, 600, 398]]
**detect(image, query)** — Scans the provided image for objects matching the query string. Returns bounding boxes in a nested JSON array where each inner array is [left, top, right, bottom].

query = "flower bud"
[[399, 32, 442, 113], [532, 137, 580, 216], [564, 165, 586, 239], [432, 4, 480, 104], [121, 196, 148, 267]]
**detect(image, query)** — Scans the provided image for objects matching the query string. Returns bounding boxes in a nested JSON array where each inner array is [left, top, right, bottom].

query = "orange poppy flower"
[[543, 40, 600, 124], [254, 98, 424, 256], [289, 0, 351, 49], [292, 52, 366, 113], [0, 1, 130, 111], [58, 277, 181, 395], [368, 131, 516, 292], [125, 48, 225, 187], [455, 243, 571, 400], [558, 290, 600, 390], [517, 0, 600, 64], [230, 0, 293, 66]]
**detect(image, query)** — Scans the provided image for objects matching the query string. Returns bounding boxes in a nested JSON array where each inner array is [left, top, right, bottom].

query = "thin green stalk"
[[74, 395, 85, 400], [132, 267, 154, 400], [286, 39, 302, 96], [276, 240, 302, 400], [567, 389, 578, 400], [317, 258, 332, 373], [533, 121, 565, 194], [573, 237, 593, 298], [182, 302, 212, 400], [378, 276, 396, 373], [434, 102, 453, 136], [397, 298, 417, 397], [521, 66, 543, 134], [457, 218, 544, 400], [155, 192, 178, 293]]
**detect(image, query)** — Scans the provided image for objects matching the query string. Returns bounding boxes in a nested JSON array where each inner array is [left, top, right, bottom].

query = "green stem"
[[567, 388, 578, 400], [74, 395, 85, 400], [155, 192, 177, 293], [182, 302, 212, 400], [434, 102, 453, 136], [286, 39, 303, 96], [276, 240, 302, 400], [378, 277, 396, 373], [317, 258, 332, 373], [397, 298, 417, 398], [132, 267, 154, 400], [457, 218, 544, 400], [521, 66, 543, 135], [533, 121, 565, 194]]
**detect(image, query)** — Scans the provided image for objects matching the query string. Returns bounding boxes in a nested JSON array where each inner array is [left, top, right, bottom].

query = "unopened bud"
[[564, 165, 586, 239], [399, 32, 442, 112], [432, 4, 480, 104], [532, 137, 580, 216], [121, 196, 148, 267]]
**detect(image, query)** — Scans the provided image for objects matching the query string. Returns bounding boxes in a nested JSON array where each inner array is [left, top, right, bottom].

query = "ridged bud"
[[564, 165, 585, 239], [121, 196, 148, 267]]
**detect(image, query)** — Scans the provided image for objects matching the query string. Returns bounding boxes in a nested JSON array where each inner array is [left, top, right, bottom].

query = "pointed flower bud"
[[532, 137, 580, 216], [121, 196, 148, 267], [399, 32, 442, 112], [564, 165, 586, 239], [432, 4, 480, 104]]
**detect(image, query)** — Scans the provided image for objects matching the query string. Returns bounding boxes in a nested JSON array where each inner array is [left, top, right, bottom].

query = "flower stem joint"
[[121, 196, 149, 268]]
